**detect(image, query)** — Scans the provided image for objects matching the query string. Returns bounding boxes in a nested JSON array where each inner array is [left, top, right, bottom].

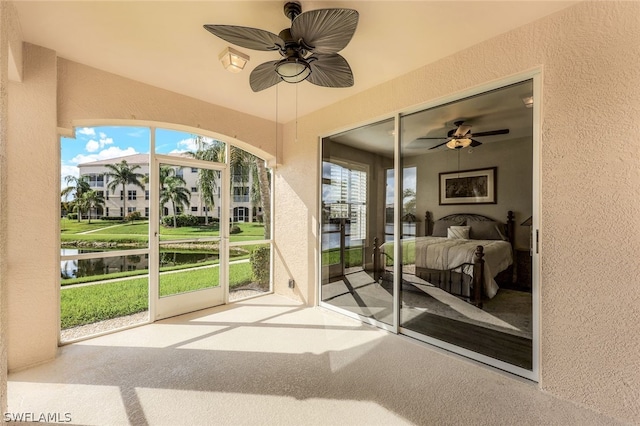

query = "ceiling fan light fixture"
[[446, 138, 472, 149], [275, 57, 311, 83], [219, 47, 250, 73], [521, 95, 534, 108]]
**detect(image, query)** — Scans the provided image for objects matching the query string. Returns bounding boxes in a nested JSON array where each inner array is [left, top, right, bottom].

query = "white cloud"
[[60, 164, 80, 191], [99, 132, 107, 139], [71, 146, 138, 164], [175, 136, 214, 153], [176, 137, 199, 152], [85, 136, 114, 153], [86, 140, 100, 152], [77, 127, 96, 136]]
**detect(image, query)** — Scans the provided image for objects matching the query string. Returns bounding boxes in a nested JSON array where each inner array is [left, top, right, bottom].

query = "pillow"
[[467, 220, 507, 240], [432, 219, 465, 237], [447, 226, 470, 239]]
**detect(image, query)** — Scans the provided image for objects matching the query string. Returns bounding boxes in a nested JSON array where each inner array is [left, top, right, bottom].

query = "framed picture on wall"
[[439, 167, 496, 205]]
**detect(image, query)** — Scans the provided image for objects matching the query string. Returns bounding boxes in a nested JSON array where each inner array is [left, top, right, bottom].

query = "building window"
[[145, 190, 149, 200], [191, 167, 197, 173], [145, 207, 149, 217], [84, 173, 104, 188], [233, 186, 250, 203], [128, 207, 136, 213], [120, 207, 124, 217], [106, 207, 109, 217], [120, 191, 124, 201], [191, 206, 198, 212], [191, 187, 198, 193], [128, 190, 137, 201]]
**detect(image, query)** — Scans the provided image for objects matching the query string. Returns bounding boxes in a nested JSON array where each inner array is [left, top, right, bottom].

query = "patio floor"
[[8, 294, 620, 425]]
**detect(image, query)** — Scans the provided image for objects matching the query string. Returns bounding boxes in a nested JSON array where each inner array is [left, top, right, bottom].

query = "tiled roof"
[[77, 152, 189, 167]]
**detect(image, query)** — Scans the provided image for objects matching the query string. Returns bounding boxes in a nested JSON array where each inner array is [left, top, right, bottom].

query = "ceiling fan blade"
[[470, 139, 482, 147], [204, 25, 284, 51], [470, 129, 510, 137], [429, 140, 450, 150], [453, 125, 472, 137], [416, 137, 448, 140], [249, 60, 282, 92], [307, 54, 354, 88], [291, 9, 359, 54]]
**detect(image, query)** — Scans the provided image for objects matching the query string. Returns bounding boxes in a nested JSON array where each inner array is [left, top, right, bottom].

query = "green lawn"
[[61, 262, 254, 329], [60, 219, 267, 244]]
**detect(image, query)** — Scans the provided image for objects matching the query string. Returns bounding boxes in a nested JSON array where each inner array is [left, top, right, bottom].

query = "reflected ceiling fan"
[[204, 1, 359, 92], [417, 121, 510, 150]]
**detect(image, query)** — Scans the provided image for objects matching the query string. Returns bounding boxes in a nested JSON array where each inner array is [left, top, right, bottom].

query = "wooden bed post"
[[472, 245, 484, 308], [507, 211, 515, 248], [373, 237, 380, 282], [425, 211, 433, 236]]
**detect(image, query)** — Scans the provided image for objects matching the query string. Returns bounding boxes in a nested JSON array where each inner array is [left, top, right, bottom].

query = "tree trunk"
[[122, 183, 127, 222], [255, 159, 271, 239], [172, 200, 177, 228]]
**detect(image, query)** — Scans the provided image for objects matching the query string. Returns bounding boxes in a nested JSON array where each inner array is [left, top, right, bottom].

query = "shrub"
[[100, 216, 124, 221], [229, 224, 242, 234], [162, 214, 199, 227], [250, 246, 270, 285], [126, 211, 142, 222], [67, 213, 78, 220]]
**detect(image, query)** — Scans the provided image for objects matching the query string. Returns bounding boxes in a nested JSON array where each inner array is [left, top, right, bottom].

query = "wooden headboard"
[[424, 210, 515, 249]]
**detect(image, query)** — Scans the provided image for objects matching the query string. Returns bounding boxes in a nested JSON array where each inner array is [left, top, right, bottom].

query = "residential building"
[[76, 153, 260, 222]]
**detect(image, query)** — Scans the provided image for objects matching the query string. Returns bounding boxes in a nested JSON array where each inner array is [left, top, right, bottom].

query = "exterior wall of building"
[[76, 158, 255, 222], [7, 43, 59, 371], [273, 2, 640, 423]]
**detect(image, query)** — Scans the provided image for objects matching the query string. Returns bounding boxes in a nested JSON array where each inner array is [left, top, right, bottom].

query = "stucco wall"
[[0, 1, 10, 416], [57, 59, 279, 163], [7, 43, 59, 370], [273, 1, 640, 423]]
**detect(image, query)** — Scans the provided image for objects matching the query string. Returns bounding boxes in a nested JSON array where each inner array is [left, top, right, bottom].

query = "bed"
[[373, 211, 515, 308]]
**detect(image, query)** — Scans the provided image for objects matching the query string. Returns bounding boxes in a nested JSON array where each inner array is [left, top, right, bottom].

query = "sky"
[[60, 126, 217, 188]]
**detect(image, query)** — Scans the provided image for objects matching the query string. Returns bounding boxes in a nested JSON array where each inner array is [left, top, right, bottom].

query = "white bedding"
[[387, 236, 513, 298]]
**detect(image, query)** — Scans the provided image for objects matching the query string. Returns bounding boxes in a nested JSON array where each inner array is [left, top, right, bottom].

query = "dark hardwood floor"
[[402, 311, 532, 370]]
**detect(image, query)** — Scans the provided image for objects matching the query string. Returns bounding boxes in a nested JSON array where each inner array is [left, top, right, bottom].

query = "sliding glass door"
[[319, 118, 396, 328], [319, 75, 539, 380]]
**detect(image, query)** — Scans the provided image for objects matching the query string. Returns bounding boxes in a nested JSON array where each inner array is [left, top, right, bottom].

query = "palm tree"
[[189, 136, 225, 225], [61, 175, 90, 222], [81, 190, 105, 224], [160, 176, 191, 228], [188, 135, 271, 238], [229, 147, 271, 239], [105, 160, 146, 221]]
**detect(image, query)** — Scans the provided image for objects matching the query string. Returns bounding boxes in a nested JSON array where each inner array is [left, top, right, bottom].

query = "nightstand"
[[515, 249, 532, 291]]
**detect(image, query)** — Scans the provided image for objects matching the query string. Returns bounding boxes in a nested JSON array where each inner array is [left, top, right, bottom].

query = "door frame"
[[317, 68, 542, 381], [149, 151, 229, 321]]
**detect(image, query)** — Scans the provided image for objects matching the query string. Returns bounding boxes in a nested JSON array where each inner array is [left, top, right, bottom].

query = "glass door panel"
[[398, 80, 534, 373], [154, 158, 225, 320], [320, 118, 395, 326]]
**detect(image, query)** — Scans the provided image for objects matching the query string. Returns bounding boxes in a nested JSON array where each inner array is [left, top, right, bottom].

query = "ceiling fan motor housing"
[[284, 2, 302, 21]]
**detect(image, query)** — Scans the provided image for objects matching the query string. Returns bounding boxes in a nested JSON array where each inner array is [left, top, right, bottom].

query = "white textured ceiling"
[[14, 1, 576, 123]]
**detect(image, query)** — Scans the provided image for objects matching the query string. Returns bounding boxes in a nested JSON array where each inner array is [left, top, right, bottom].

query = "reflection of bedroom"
[[321, 79, 534, 372]]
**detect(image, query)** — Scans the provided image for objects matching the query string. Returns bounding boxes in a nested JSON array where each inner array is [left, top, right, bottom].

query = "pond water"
[[61, 249, 219, 279]]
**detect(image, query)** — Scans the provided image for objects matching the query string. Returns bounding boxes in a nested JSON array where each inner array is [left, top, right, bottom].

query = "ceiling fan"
[[416, 121, 510, 150], [204, 1, 359, 92]]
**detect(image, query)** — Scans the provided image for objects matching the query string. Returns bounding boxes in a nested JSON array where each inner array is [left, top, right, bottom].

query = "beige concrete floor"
[[8, 294, 620, 425]]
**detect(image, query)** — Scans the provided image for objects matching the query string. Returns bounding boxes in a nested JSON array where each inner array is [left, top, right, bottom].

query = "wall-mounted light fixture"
[[521, 95, 534, 108], [218, 47, 250, 73]]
